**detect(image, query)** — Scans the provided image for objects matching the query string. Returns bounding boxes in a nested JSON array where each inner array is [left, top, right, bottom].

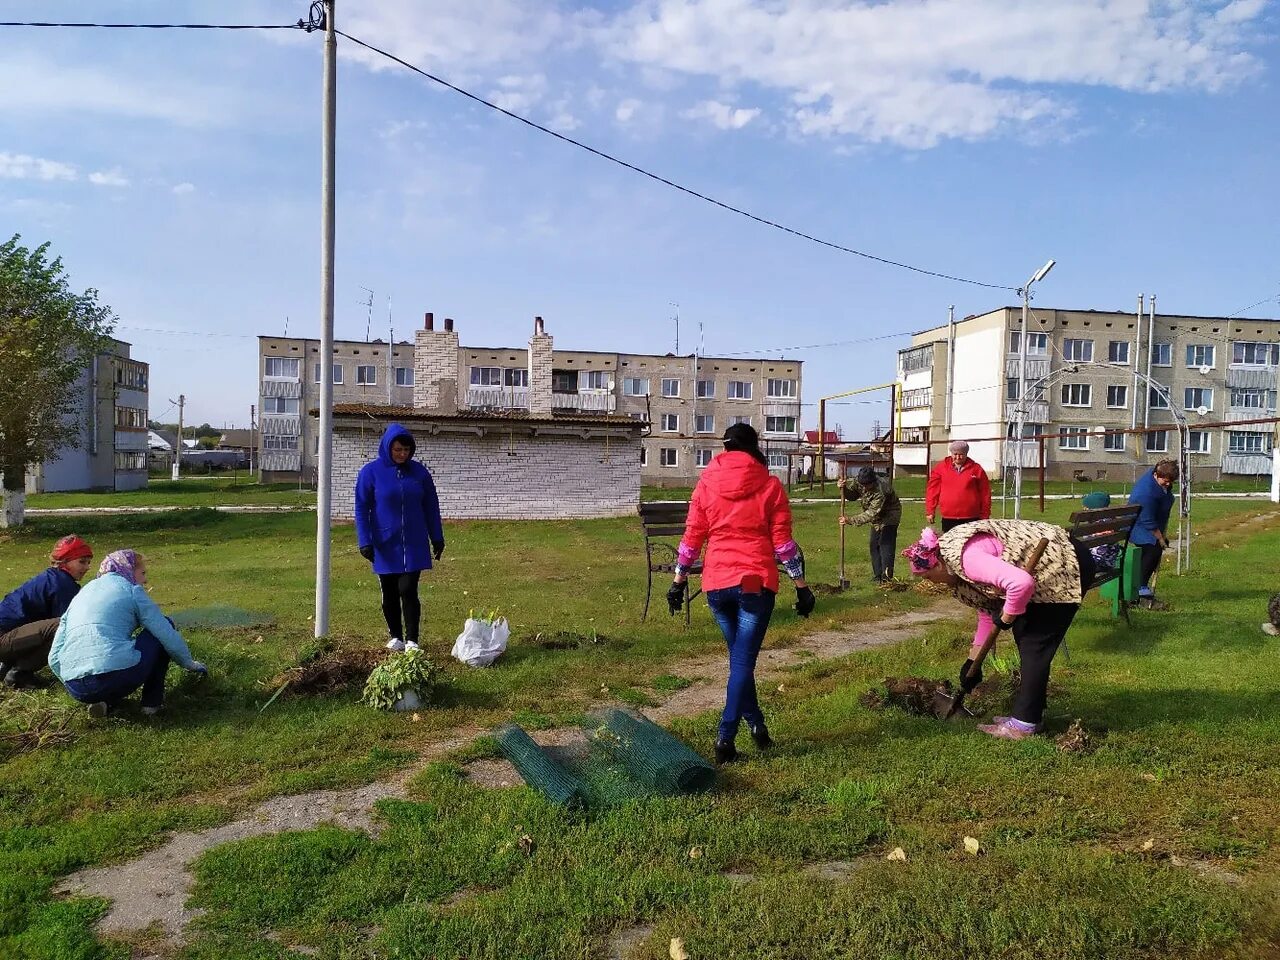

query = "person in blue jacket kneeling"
[[355, 423, 445, 652], [50, 550, 207, 718], [1126, 458, 1178, 610]]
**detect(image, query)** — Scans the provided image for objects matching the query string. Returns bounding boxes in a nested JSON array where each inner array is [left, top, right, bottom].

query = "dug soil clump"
[[861, 676, 948, 717], [1055, 718, 1104, 754], [265, 648, 386, 697], [524, 631, 612, 651]]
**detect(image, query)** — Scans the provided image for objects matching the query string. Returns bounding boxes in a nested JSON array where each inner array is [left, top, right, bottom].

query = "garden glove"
[[432, 541, 445, 561], [359, 544, 375, 562], [667, 581, 687, 616], [958, 657, 983, 693], [795, 586, 816, 618]]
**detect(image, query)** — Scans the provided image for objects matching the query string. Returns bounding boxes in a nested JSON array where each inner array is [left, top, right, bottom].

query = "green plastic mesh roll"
[[583, 708, 716, 795], [170, 605, 273, 630], [495, 725, 589, 809]]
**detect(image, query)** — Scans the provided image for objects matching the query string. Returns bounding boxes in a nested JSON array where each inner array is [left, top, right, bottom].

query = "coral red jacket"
[[677, 451, 800, 593], [925, 457, 992, 521]]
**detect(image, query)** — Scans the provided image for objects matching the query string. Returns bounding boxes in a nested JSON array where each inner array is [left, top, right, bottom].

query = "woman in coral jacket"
[[669, 424, 814, 764]]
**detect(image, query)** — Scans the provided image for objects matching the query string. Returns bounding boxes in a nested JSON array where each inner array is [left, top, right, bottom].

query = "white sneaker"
[[404, 641, 421, 652], [386, 638, 406, 652]]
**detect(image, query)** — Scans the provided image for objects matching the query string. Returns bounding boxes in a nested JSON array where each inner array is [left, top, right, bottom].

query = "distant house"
[[218, 429, 254, 454]]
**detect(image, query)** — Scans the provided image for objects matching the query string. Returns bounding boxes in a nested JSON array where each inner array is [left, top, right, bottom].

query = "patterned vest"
[[938, 519, 1082, 612]]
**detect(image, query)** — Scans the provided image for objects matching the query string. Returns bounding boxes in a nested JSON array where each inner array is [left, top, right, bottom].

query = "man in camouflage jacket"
[[840, 466, 903, 583]]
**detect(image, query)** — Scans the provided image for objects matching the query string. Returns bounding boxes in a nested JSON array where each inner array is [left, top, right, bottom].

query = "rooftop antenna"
[[284, 315, 289, 337], [359, 286, 375, 342], [670, 301, 680, 354]]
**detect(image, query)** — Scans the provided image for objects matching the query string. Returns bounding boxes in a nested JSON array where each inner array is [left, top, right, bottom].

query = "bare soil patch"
[[521, 630, 614, 651], [264, 648, 386, 698], [1055, 718, 1105, 754], [860, 676, 948, 717]]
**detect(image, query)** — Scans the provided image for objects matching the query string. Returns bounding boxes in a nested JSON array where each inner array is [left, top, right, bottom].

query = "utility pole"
[[315, 0, 337, 638], [360, 286, 374, 342], [1013, 259, 1056, 519], [250, 403, 257, 479], [169, 394, 185, 480]]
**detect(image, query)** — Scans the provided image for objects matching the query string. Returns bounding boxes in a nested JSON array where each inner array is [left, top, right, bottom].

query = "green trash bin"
[[1098, 543, 1143, 617]]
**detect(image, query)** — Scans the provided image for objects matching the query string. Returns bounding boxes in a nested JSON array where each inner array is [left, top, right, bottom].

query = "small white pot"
[[392, 689, 422, 712]]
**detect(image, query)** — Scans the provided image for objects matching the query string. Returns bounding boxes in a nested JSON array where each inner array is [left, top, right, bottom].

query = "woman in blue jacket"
[[0, 535, 94, 688], [355, 423, 445, 652], [50, 550, 206, 718], [1126, 458, 1178, 610]]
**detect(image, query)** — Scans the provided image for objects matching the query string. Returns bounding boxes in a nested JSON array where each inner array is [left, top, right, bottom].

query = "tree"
[[0, 235, 116, 527]]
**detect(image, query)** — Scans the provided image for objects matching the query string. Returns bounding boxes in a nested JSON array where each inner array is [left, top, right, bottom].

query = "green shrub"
[[361, 650, 441, 711]]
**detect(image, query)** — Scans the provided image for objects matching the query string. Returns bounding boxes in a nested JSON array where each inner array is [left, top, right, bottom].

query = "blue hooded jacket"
[[1127, 468, 1173, 546], [354, 423, 444, 575], [0, 567, 80, 635]]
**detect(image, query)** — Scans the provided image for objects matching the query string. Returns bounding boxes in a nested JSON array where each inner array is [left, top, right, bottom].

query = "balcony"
[[1005, 358, 1051, 381], [1002, 441, 1041, 468], [1227, 367, 1277, 389], [467, 387, 529, 410], [262, 415, 301, 436], [261, 380, 302, 399], [1228, 405, 1276, 423], [1222, 454, 1273, 475], [1004, 401, 1049, 424], [762, 400, 801, 418], [552, 391, 613, 412], [900, 387, 932, 411]]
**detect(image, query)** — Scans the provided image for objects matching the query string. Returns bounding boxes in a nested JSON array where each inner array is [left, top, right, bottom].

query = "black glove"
[[795, 586, 816, 618], [358, 544, 374, 562], [667, 581, 687, 616], [958, 657, 983, 693], [432, 541, 445, 561], [993, 613, 1018, 632]]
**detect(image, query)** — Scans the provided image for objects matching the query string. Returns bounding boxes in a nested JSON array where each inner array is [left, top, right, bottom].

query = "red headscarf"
[[50, 535, 93, 567]]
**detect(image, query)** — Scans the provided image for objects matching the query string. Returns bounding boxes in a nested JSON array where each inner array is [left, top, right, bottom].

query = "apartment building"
[[895, 306, 1280, 481], [259, 314, 803, 485], [24, 338, 150, 493]]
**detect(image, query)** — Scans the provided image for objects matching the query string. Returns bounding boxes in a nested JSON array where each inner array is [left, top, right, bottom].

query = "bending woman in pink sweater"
[[904, 521, 1095, 740]]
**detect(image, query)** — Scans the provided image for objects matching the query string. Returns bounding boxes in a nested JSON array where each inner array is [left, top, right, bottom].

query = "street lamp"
[[1013, 259, 1056, 518]]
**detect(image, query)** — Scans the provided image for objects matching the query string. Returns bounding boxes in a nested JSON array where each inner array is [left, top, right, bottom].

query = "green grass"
[[2, 498, 1279, 958], [26, 476, 315, 510]]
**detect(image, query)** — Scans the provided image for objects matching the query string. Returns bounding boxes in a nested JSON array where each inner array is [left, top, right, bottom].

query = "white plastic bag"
[[451, 616, 509, 667]]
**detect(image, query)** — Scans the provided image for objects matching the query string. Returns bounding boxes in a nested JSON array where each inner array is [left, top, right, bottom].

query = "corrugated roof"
[[325, 403, 647, 427]]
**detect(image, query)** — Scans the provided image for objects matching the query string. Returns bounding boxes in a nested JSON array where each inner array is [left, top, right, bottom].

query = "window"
[[696, 379, 715, 398], [357, 365, 376, 385], [661, 413, 679, 432], [1145, 431, 1168, 453], [585, 370, 607, 390], [1103, 432, 1126, 452], [1009, 331, 1048, 356], [1232, 341, 1280, 366], [1151, 342, 1172, 366], [1106, 385, 1128, 408], [730, 415, 752, 427], [1184, 387, 1213, 412], [505, 368, 529, 388], [265, 357, 300, 378], [623, 377, 650, 397], [470, 366, 502, 387], [114, 451, 147, 471], [1063, 338, 1093, 362], [1006, 379, 1021, 401], [395, 366, 415, 386], [639, 447, 648, 467], [115, 406, 147, 428], [552, 370, 578, 394], [900, 344, 933, 374], [264, 435, 299, 450], [1059, 427, 1089, 450], [1060, 383, 1091, 407], [1007, 422, 1044, 439], [695, 414, 715, 434], [1185, 344, 1215, 368], [660, 448, 678, 468], [727, 380, 753, 400], [767, 378, 797, 398], [1107, 341, 1130, 365], [1230, 388, 1277, 410], [696, 448, 714, 468], [767, 451, 790, 469], [1228, 432, 1272, 454], [661, 378, 681, 398], [114, 360, 148, 390], [314, 362, 343, 384], [765, 416, 797, 434], [262, 396, 299, 414], [1148, 385, 1170, 410], [1187, 431, 1211, 454], [900, 387, 931, 410]]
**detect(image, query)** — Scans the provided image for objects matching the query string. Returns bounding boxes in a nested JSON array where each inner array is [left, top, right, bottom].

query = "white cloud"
[[603, 0, 1267, 147], [88, 168, 130, 188], [682, 99, 760, 130], [0, 151, 77, 181], [172, 182, 196, 195], [615, 98, 643, 122]]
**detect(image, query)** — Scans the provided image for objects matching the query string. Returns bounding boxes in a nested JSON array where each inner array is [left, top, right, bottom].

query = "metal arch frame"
[[1008, 360, 1193, 573]]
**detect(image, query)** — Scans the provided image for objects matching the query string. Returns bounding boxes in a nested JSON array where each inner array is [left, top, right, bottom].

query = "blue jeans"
[[64, 630, 171, 709], [706, 586, 776, 743]]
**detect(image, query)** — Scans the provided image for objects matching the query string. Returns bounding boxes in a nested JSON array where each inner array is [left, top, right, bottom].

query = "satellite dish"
[[1196, 405, 1209, 416], [1198, 365, 1211, 375]]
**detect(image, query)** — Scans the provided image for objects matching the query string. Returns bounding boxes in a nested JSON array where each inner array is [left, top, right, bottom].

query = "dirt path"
[[57, 603, 955, 947]]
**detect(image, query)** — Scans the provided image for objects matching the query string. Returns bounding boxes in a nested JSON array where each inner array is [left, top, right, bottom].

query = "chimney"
[[527, 316, 554, 418], [413, 313, 459, 413], [424, 312, 434, 331]]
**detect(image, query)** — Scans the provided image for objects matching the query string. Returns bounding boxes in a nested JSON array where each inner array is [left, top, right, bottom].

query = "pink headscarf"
[[99, 549, 142, 585], [902, 528, 943, 574]]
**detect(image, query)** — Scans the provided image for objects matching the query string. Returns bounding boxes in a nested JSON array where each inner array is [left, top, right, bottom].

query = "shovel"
[[933, 537, 1049, 721]]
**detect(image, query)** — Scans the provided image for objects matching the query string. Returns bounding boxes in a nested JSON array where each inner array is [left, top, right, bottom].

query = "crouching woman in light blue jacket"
[[50, 550, 206, 718]]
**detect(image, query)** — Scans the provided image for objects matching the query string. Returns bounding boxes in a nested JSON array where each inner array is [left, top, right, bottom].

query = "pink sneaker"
[[978, 718, 1038, 740]]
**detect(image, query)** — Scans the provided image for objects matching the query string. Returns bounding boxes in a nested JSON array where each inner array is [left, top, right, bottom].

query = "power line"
[[0, 20, 310, 30], [334, 29, 1016, 292]]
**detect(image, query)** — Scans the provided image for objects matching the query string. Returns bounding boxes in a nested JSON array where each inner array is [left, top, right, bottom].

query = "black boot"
[[749, 723, 774, 750], [713, 740, 738, 765], [3, 670, 43, 690], [0, 662, 10, 684]]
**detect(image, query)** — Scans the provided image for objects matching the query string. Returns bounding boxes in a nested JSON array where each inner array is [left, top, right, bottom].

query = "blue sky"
[[2, 0, 1277, 435]]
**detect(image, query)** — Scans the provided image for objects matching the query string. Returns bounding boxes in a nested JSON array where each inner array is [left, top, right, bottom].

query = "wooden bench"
[[639, 501, 702, 623], [1066, 504, 1143, 624]]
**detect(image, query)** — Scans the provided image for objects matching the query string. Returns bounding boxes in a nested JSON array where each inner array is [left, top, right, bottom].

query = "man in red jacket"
[[926, 440, 991, 532]]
